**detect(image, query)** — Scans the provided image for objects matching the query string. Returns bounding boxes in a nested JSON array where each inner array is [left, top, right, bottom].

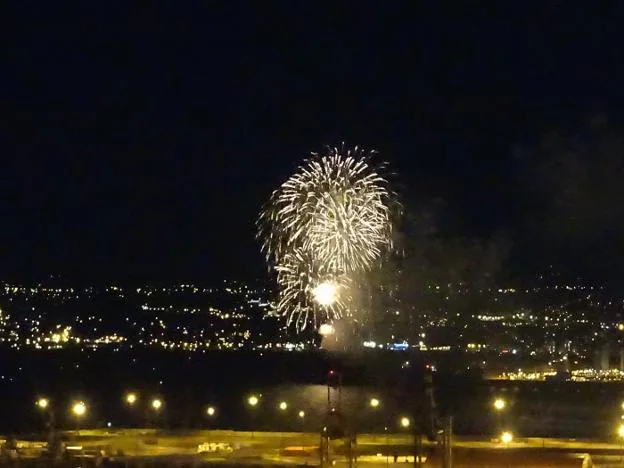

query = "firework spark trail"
[[258, 145, 397, 331]]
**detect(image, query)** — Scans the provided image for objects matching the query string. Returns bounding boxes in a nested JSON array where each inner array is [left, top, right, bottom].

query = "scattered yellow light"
[[206, 406, 216, 416], [151, 398, 163, 411], [279, 401, 288, 411], [298, 410, 305, 418], [72, 401, 86, 417], [369, 398, 380, 408], [400, 416, 410, 428], [618, 424, 624, 438], [493, 398, 506, 411], [501, 431, 513, 444], [318, 323, 335, 336]]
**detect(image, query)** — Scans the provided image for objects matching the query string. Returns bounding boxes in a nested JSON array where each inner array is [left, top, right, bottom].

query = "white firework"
[[258, 145, 397, 331]]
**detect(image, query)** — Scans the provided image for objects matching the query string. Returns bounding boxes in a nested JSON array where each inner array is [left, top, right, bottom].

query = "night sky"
[[3, 4, 624, 282]]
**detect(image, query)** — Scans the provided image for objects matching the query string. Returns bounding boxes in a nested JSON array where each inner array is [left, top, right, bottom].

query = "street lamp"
[[279, 401, 288, 411], [206, 406, 216, 417], [400, 416, 410, 428], [36, 397, 49, 410], [72, 401, 87, 418], [125, 392, 138, 405], [493, 398, 506, 411], [501, 431, 513, 445], [370, 398, 380, 408], [151, 398, 163, 411], [247, 395, 260, 438], [618, 424, 624, 461], [298, 410, 305, 418]]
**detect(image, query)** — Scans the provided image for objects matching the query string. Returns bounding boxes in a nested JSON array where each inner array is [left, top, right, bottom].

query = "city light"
[[72, 401, 87, 417], [369, 397, 380, 408], [36, 397, 49, 410], [493, 398, 506, 411], [279, 401, 288, 411], [151, 398, 163, 411], [501, 431, 513, 445], [318, 323, 335, 336], [298, 410, 305, 418], [247, 395, 259, 407], [125, 392, 138, 405], [400, 416, 410, 428], [206, 406, 216, 417]]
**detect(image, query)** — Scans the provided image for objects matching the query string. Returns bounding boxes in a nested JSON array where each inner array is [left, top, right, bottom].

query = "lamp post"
[[205, 405, 216, 446], [369, 398, 380, 433], [36, 397, 56, 450], [618, 424, 624, 462], [71, 401, 87, 468], [151, 398, 163, 430], [71, 401, 87, 431], [493, 397, 506, 433], [247, 395, 260, 439], [398, 417, 410, 464], [124, 392, 138, 428], [277, 401, 288, 460], [298, 410, 305, 432]]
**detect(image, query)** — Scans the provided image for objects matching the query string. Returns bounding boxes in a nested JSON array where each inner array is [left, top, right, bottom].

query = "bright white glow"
[[501, 431, 513, 444], [248, 395, 259, 407], [370, 398, 380, 408], [400, 416, 410, 428], [312, 281, 338, 306], [151, 399, 163, 411], [125, 393, 137, 405], [493, 398, 506, 411], [298, 410, 305, 418], [279, 401, 288, 411], [319, 323, 335, 336], [206, 406, 216, 416]]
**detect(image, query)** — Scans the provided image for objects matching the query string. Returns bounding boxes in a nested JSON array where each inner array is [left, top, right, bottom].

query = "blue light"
[[390, 342, 409, 351]]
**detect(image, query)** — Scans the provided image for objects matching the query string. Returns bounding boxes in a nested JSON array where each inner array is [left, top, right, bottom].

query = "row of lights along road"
[[35, 393, 415, 429], [37, 393, 624, 447]]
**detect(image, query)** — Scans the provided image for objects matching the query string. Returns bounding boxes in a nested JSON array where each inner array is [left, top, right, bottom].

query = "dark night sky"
[[3, 3, 624, 282]]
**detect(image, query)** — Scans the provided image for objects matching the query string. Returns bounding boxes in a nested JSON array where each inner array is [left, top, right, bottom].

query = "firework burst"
[[258, 145, 397, 331]]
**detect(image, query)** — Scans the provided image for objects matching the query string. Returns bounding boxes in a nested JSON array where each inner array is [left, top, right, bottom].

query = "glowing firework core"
[[318, 323, 335, 336], [312, 281, 338, 306]]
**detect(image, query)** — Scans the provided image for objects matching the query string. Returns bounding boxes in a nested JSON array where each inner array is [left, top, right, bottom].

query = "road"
[[6, 429, 624, 465]]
